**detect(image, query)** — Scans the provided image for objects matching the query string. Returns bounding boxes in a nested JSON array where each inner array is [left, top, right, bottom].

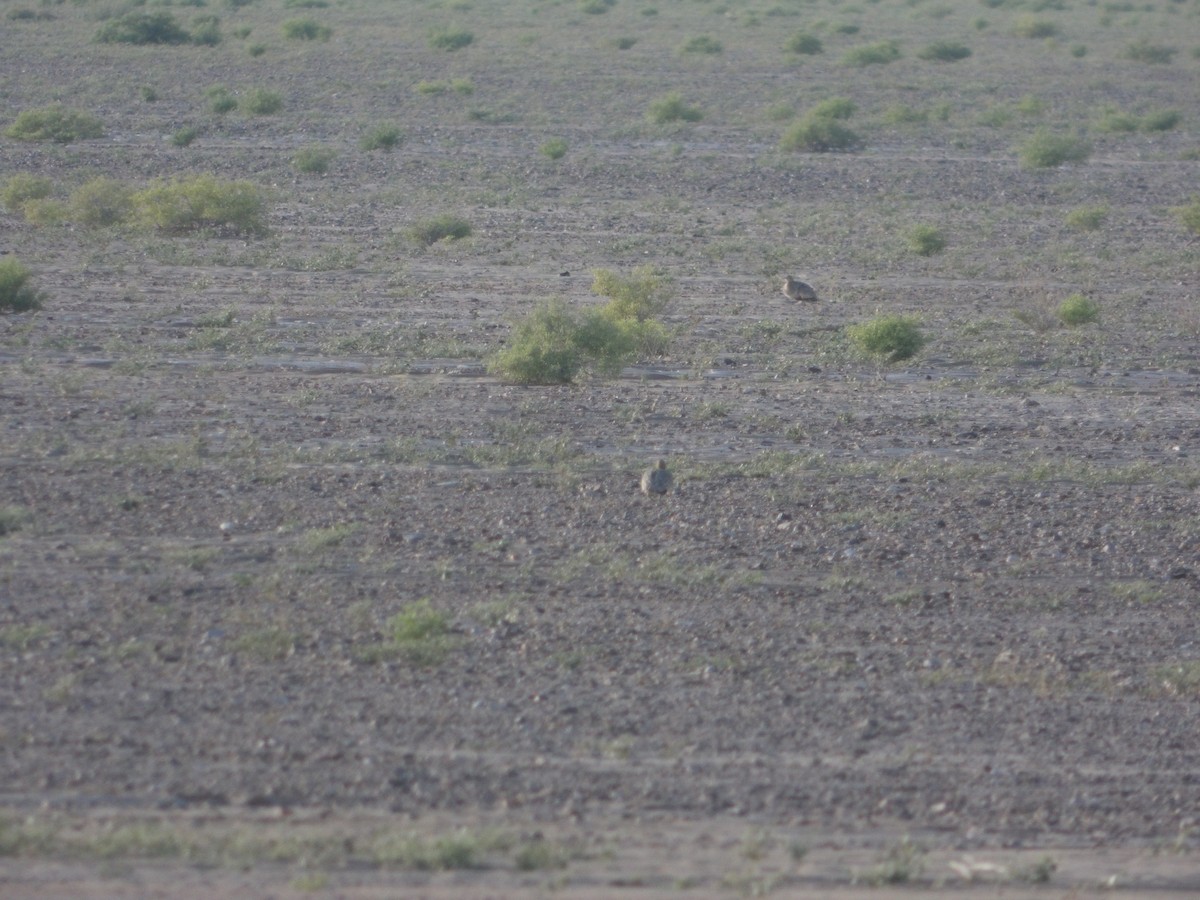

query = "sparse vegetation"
[[407, 214, 472, 246], [917, 40, 971, 61], [907, 224, 947, 256], [133, 175, 268, 236], [359, 123, 402, 150], [1065, 204, 1107, 230], [1013, 16, 1059, 38], [171, 125, 200, 147], [842, 40, 901, 66], [292, 145, 336, 174], [680, 35, 722, 54], [71, 177, 135, 228], [205, 85, 238, 115], [489, 297, 631, 384], [1057, 293, 1099, 326], [848, 314, 927, 361], [428, 25, 473, 51], [786, 31, 822, 55], [5, 105, 103, 143], [95, 11, 191, 45], [1177, 197, 1200, 234], [647, 92, 703, 124], [282, 17, 331, 41], [781, 99, 861, 152], [241, 88, 283, 115], [2, 173, 53, 211], [0, 259, 44, 313], [539, 137, 568, 160], [1018, 130, 1091, 169], [1124, 39, 1175, 64]]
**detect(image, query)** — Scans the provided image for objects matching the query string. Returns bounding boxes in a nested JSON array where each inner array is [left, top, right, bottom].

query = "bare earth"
[[3, 0, 1200, 894]]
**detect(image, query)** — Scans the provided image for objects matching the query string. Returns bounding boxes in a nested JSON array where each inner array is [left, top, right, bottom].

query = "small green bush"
[[1094, 109, 1140, 133], [1013, 16, 1059, 38], [171, 125, 200, 147], [1124, 39, 1175, 63], [5, 105, 103, 143], [0, 259, 44, 313], [22, 199, 69, 227], [647, 92, 703, 124], [917, 40, 971, 61], [281, 17, 331, 40], [580, 0, 615, 12], [907, 224, 946, 256], [539, 137, 568, 160], [71, 177, 135, 227], [408, 215, 471, 246], [849, 315, 926, 362], [140, 86, 158, 102], [205, 85, 237, 114], [883, 104, 929, 125], [360, 123, 402, 151], [428, 25, 473, 51], [292, 145, 336, 174], [680, 35, 722, 54], [1176, 197, 1200, 235], [1018, 130, 1091, 169], [241, 88, 283, 115], [133, 174, 268, 236], [1057, 293, 1099, 326], [781, 112, 861, 152], [489, 298, 631, 384], [2, 173, 53, 211], [96, 10, 190, 44], [190, 14, 221, 46], [1064, 204, 1107, 230], [247, 42, 266, 56], [591, 265, 672, 322], [810, 97, 856, 120], [786, 31, 822, 55], [1140, 108, 1180, 132], [284, 0, 328, 7], [842, 40, 901, 67]]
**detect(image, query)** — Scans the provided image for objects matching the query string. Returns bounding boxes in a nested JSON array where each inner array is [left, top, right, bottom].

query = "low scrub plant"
[[907, 224, 946, 256], [71, 177, 135, 227], [171, 125, 199, 147], [190, 15, 221, 46], [680, 35, 722, 54], [360, 123, 402, 150], [848, 314, 926, 362], [917, 40, 971, 61], [133, 174, 268, 236], [205, 85, 237, 114], [647, 92, 702, 124], [1177, 197, 1200, 234], [591, 265, 672, 322], [5, 105, 103, 143], [539, 137, 568, 160], [240, 88, 282, 115], [1013, 16, 1058, 38], [96, 10, 191, 44], [1056, 293, 1099, 326], [785, 31, 822, 55], [781, 99, 861, 152], [407, 214, 471, 246], [428, 25, 473, 51], [1139, 108, 1180, 132], [0, 259, 44, 313], [292, 145, 336, 174], [1124, 39, 1175, 64], [2, 173, 53, 211], [842, 40, 901, 67], [581, 0, 616, 12], [1064, 204, 1107, 230], [1018, 130, 1091, 169], [281, 17, 331, 40], [490, 297, 631, 384]]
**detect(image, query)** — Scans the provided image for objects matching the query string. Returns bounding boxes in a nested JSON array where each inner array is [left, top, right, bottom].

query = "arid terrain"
[[2, 0, 1199, 895]]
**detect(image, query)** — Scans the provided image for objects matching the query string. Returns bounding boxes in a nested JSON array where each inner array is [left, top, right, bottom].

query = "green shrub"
[[591, 265, 672, 322], [849, 315, 926, 362], [1124, 39, 1175, 63], [407, 215, 471, 246], [133, 174, 268, 236], [1094, 109, 1140, 133], [539, 137, 568, 160], [22, 199, 70, 227], [489, 298, 630, 384], [171, 125, 200, 147], [1013, 16, 1058, 38], [96, 10, 190, 44], [810, 97, 856, 120], [1018, 130, 1091, 169], [140, 86, 158, 102], [247, 42, 266, 56], [360, 123, 402, 150], [580, 0, 615, 12], [1057, 293, 1099, 326], [786, 31, 822, 55], [71, 177, 135, 227], [842, 40, 901, 66], [781, 112, 861, 152], [428, 25, 473, 51], [0, 259, 44, 313], [5, 105, 103, 143], [281, 17, 331, 40], [2, 173, 53, 212], [1140, 108, 1180, 132], [190, 14, 221, 46], [680, 35, 722, 54], [1064, 204, 1107, 230], [907, 224, 946, 256], [1177, 197, 1200, 235], [883, 104, 928, 125], [205, 85, 237, 114], [283, 0, 327, 7], [241, 88, 283, 115], [609, 36, 637, 50], [917, 40, 971, 61], [292, 145, 336, 174], [647, 92, 703, 124]]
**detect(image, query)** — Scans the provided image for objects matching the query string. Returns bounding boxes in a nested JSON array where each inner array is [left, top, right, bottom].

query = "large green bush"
[[490, 298, 629, 384], [133, 175, 268, 236], [0, 259, 44, 313], [848, 315, 926, 362], [5, 105, 103, 143]]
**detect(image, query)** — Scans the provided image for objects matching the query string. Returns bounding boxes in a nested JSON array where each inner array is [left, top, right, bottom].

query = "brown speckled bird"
[[782, 276, 819, 303], [640, 459, 673, 495]]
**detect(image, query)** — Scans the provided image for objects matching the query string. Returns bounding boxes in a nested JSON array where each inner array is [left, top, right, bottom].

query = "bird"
[[640, 459, 673, 495], [782, 276, 819, 302]]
